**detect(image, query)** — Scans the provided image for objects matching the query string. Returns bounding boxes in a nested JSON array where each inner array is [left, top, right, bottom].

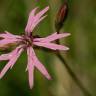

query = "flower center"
[[21, 35, 33, 47]]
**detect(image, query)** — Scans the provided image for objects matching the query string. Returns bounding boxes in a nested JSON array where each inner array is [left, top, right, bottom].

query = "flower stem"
[[54, 1, 92, 95], [56, 51, 92, 96], [56, 32, 92, 96]]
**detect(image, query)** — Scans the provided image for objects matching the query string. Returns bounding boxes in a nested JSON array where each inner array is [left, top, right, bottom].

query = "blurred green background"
[[0, 0, 96, 96]]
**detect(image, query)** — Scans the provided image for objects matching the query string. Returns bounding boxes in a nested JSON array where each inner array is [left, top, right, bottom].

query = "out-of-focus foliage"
[[0, 0, 96, 96]]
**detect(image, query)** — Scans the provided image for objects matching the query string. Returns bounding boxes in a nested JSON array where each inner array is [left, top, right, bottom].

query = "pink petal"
[[0, 46, 22, 61], [25, 6, 49, 34], [10, 47, 23, 68], [0, 60, 13, 79], [0, 52, 14, 61], [34, 32, 71, 42], [27, 47, 51, 80], [34, 32, 57, 42], [0, 31, 21, 39], [28, 64, 34, 89], [0, 46, 23, 79], [27, 47, 34, 89], [29, 15, 47, 33], [0, 57, 17, 79], [33, 42, 69, 50], [25, 7, 38, 33], [0, 31, 21, 48], [0, 39, 19, 48], [35, 6, 49, 19]]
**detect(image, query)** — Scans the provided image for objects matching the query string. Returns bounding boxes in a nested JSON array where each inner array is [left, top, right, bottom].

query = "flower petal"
[[0, 31, 21, 39], [25, 7, 38, 33], [0, 46, 22, 61], [28, 64, 34, 89], [0, 38, 19, 49], [0, 46, 23, 79], [29, 15, 47, 33], [25, 6, 49, 34], [27, 47, 51, 80], [0, 50, 15, 61], [34, 32, 71, 42], [27, 47, 34, 89], [33, 42, 69, 50], [0, 31, 21, 49]]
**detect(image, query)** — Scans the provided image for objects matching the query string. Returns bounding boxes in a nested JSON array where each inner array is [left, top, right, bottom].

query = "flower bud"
[[55, 2, 68, 32]]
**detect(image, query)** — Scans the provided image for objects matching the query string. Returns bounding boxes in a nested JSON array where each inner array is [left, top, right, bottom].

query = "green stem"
[[56, 52, 92, 96], [56, 31, 92, 96]]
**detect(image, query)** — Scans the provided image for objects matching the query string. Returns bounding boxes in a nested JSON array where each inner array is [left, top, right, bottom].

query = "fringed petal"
[[25, 6, 49, 34], [33, 42, 69, 50], [34, 32, 70, 42], [27, 47, 51, 80], [0, 46, 23, 79], [27, 47, 35, 89], [25, 7, 38, 33], [0, 31, 21, 39]]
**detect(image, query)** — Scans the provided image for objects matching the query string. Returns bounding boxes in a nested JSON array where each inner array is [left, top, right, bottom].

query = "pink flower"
[[0, 6, 70, 89]]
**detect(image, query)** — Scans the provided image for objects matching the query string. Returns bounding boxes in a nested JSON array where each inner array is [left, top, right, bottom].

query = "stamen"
[[21, 34, 33, 47]]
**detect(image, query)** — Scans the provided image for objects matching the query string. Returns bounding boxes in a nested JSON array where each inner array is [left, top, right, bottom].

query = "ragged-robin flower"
[[0, 6, 70, 89]]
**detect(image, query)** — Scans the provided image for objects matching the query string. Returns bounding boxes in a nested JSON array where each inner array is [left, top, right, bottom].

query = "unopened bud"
[[55, 2, 68, 32]]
